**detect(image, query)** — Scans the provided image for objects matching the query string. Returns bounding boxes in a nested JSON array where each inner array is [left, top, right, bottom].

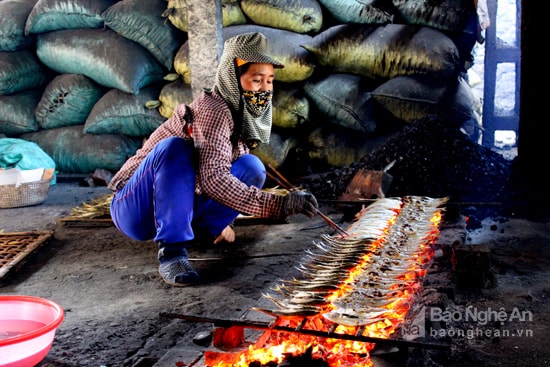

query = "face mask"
[[245, 139, 260, 150], [242, 90, 273, 117]]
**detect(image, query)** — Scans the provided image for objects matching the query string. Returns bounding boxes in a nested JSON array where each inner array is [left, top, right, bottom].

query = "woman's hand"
[[213, 224, 235, 244]]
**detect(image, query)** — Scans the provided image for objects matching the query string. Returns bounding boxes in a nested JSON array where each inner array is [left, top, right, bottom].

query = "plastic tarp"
[[0, 138, 57, 184]]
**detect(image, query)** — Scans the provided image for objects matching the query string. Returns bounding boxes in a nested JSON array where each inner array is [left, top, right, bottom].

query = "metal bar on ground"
[[159, 312, 450, 351]]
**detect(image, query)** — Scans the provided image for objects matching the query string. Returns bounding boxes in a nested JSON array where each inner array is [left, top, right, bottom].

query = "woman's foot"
[[158, 248, 199, 286]]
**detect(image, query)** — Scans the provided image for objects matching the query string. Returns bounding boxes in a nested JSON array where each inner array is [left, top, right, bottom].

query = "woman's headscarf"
[[211, 32, 284, 145]]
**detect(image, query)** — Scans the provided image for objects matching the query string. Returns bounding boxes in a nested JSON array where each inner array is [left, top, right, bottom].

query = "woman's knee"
[[152, 137, 194, 168], [232, 154, 266, 187], [156, 137, 192, 156]]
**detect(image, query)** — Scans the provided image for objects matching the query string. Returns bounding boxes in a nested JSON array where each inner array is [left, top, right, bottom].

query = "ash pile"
[[299, 119, 521, 221]]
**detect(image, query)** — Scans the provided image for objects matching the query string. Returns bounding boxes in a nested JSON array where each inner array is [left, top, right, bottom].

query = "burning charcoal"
[[277, 346, 330, 367], [248, 361, 277, 367], [212, 326, 244, 350]]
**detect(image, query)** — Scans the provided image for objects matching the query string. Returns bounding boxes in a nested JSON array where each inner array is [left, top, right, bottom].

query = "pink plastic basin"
[[0, 295, 64, 367]]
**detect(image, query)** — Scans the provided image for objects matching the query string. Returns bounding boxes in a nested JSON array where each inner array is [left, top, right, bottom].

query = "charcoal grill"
[[162, 196, 450, 367]]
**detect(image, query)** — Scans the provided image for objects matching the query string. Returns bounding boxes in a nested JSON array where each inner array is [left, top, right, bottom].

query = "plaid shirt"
[[108, 92, 285, 219]]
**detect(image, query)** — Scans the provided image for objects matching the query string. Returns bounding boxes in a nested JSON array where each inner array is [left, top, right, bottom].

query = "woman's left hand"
[[213, 225, 235, 244]]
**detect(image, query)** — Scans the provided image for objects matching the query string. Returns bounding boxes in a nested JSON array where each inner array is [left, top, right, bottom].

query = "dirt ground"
[[0, 178, 548, 367], [1, 183, 354, 366]]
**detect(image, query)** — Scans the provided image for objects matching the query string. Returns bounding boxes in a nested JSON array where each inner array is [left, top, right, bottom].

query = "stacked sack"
[[169, 0, 480, 171], [0, 0, 184, 173], [0, 0, 480, 175]]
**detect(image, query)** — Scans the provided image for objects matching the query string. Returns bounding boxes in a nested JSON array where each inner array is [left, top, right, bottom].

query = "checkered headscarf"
[[211, 32, 284, 145]]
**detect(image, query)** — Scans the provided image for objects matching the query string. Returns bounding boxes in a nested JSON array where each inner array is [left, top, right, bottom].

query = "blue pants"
[[110, 137, 266, 245]]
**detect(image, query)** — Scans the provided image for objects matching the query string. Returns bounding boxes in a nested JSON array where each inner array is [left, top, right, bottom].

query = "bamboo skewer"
[[266, 165, 349, 237], [315, 211, 349, 237]]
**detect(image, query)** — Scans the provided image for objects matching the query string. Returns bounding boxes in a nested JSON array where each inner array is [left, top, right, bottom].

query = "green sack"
[[21, 125, 141, 174], [35, 73, 105, 129], [0, 0, 37, 51], [25, 0, 116, 35], [0, 49, 51, 96], [84, 86, 165, 137], [36, 28, 164, 95], [304, 73, 377, 133], [102, 0, 186, 70], [0, 88, 42, 136]]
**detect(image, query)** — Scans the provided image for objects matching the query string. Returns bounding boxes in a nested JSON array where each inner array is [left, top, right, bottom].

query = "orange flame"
[[210, 204, 444, 367]]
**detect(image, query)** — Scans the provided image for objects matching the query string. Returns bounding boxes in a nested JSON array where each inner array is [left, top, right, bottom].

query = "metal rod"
[[159, 312, 450, 351], [315, 210, 349, 237], [296, 318, 307, 331], [318, 199, 508, 206], [267, 164, 296, 192], [188, 251, 303, 261], [266, 165, 349, 237], [265, 171, 290, 191]]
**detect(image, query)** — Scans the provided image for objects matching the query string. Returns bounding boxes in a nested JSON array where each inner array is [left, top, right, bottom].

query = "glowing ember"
[[209, 196, 447, 367]]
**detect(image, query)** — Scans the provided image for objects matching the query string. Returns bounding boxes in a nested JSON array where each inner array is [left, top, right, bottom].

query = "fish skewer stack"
[[255, 196, 448, 329]]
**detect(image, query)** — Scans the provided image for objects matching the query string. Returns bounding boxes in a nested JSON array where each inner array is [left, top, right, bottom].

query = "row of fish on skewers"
[[254, 196, 449, 327]]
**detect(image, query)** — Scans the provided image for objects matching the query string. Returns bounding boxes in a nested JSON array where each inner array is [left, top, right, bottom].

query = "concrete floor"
[[0, 177, 112, 234]]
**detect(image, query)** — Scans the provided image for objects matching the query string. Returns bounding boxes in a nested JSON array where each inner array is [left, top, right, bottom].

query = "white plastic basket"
[[0, 178, 52, 209]]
